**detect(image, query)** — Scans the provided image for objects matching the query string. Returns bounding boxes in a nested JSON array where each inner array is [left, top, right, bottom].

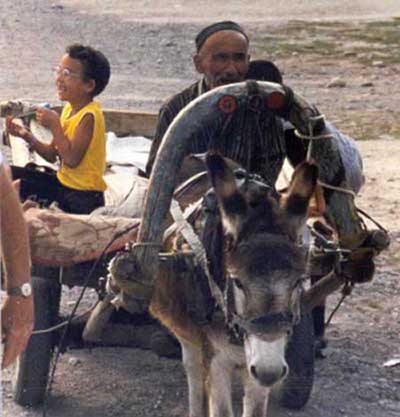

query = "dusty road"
[[1, 0, 400, 111], [1, 1, 400, 417]]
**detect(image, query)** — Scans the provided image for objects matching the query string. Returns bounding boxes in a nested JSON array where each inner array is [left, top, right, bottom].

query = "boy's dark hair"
[[247, 60, 283, 84], [66, 44, 110, 96]]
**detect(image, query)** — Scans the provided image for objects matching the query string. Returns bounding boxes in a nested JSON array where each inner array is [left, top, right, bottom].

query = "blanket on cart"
[[25, 207, 140, 266]]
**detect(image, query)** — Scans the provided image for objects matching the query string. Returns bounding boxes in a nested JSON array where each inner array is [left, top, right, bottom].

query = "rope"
[[294, 130, 333, 141], [325, 291, 346, 327], [325, 280, 353, 327], [129, 241, 162, 249], [293, 113, 332, 162], [357, 207, 388, 232], [318, 180, 356, 198], [295, 113, 333, 163], [31, 306, 95, 335], [294, 113, 358, 198], [169, 198, 227, 316], [41, 221, 140, 417]]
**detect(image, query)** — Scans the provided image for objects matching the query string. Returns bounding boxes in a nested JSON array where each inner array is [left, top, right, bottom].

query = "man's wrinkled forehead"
[[198, 30, 249, 56]]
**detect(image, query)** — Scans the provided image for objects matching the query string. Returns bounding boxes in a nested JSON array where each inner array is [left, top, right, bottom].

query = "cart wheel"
[[277, 309, 315, 409], [12, 275, 61, 407]]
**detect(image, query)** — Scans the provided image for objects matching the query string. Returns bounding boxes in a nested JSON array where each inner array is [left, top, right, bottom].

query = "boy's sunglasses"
[[53, 66, 82, 79]]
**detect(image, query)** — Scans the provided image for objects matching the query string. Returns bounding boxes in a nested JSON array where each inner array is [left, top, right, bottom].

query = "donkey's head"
[[206, 153, 318, 387]]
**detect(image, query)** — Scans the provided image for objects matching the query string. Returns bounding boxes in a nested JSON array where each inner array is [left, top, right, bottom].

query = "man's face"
[[194, 30, 250, 89]]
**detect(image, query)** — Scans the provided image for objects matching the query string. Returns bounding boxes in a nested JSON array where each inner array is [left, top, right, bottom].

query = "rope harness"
[[296, 113, 389, 325], [168, 170, 303, 343]]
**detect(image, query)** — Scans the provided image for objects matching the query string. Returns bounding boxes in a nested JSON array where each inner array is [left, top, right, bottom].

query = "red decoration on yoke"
[[218, 95, 237, 114]]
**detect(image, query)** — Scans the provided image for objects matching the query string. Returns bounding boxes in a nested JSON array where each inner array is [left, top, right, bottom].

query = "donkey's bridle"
[[168, 169, 302, 343], [224, 269, 303, 344]]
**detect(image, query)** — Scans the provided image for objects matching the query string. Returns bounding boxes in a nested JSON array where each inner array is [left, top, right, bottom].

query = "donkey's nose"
[[250, 364, 288, 387]]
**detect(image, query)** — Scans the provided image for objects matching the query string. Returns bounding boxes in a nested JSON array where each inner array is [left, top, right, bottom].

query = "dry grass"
[[253, 19, 400, 142], [253, 19, 400, 65], [330, 110, 400, 141]]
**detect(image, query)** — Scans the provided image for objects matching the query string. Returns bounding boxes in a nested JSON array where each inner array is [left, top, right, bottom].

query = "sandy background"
[[1, 1, 400, 417]]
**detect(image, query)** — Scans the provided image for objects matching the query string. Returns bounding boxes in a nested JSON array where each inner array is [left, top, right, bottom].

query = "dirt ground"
[[1, 1, 400, 417]]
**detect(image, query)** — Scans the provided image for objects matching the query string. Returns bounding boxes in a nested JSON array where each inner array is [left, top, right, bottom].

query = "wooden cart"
[[2, 103, 166, 407], [1, 84, 385, 411]]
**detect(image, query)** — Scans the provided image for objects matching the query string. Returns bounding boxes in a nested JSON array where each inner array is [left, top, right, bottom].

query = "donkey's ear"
[[206, 152, 247, 228], [280, 161, 318, 234]]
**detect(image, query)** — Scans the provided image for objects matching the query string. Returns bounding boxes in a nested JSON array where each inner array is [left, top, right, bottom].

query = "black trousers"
[[11, 164, 104, 215]]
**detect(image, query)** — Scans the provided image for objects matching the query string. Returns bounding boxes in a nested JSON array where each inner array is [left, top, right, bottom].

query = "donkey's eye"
[[234, 169, 246, 180], [233, 279, 244, 290]]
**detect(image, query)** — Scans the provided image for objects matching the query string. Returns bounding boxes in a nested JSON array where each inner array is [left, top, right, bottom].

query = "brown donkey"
[[150, 153, 318, 417]]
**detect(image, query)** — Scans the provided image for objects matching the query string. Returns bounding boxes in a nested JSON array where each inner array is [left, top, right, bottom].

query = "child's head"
[[247, 60, 283, 84], [58, 44, 110, 99]]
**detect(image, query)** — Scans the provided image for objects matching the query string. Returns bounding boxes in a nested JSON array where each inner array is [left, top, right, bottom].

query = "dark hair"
[[66, 44, 111, 96], [247, 60, 283, 84], [195, 21, 249, 52]]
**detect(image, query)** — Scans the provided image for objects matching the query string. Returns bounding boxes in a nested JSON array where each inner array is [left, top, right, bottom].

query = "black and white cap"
[[195, 21, 249, 52]]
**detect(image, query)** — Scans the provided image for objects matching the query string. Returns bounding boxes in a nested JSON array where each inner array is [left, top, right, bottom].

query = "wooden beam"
[[103, 109, 157, 138]]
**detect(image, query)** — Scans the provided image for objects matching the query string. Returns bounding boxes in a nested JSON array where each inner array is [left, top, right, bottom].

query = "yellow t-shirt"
[[57, 101, 107, 192]]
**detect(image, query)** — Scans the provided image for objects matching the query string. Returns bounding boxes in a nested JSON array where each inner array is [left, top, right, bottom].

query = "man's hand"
[[1, 295, 34, 369], [36, 108, 60, 131]]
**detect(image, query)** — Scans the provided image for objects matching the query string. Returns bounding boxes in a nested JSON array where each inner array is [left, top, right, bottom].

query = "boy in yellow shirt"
[[6, 44, 110, 214]]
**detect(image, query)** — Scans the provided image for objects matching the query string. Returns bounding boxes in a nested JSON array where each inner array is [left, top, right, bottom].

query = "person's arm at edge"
[[0, 163, 33, 369]]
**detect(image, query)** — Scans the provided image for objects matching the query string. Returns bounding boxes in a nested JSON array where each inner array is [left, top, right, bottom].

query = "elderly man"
[[146, 21, 380, 356], [147, 21, 289, 182]]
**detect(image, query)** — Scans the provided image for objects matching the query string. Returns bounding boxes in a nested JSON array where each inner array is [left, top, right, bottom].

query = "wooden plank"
[[51, 107, 158, 137], [52, 106, 158, 138], [103, 109, 158, 138], [1, 101, 158, 138]]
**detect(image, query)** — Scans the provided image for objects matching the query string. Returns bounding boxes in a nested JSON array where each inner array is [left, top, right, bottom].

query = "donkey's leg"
[[242, 372, 270, 417], [180, 339, 207, 417], [207, 353, 234, 417]]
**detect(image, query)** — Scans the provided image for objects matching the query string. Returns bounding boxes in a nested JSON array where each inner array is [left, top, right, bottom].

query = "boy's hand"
[[5, 116, 31, 142], [36, 108, 60, 131]]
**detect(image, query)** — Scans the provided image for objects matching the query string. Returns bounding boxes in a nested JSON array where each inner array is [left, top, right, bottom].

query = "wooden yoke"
[[109, 81, 336, 305]]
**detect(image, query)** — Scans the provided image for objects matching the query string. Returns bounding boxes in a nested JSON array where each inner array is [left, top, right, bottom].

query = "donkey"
[[150, 153, 318, 417]]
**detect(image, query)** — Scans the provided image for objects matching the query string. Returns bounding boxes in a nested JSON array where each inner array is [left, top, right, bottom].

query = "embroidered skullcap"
[[195, 21, 249, 52]]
